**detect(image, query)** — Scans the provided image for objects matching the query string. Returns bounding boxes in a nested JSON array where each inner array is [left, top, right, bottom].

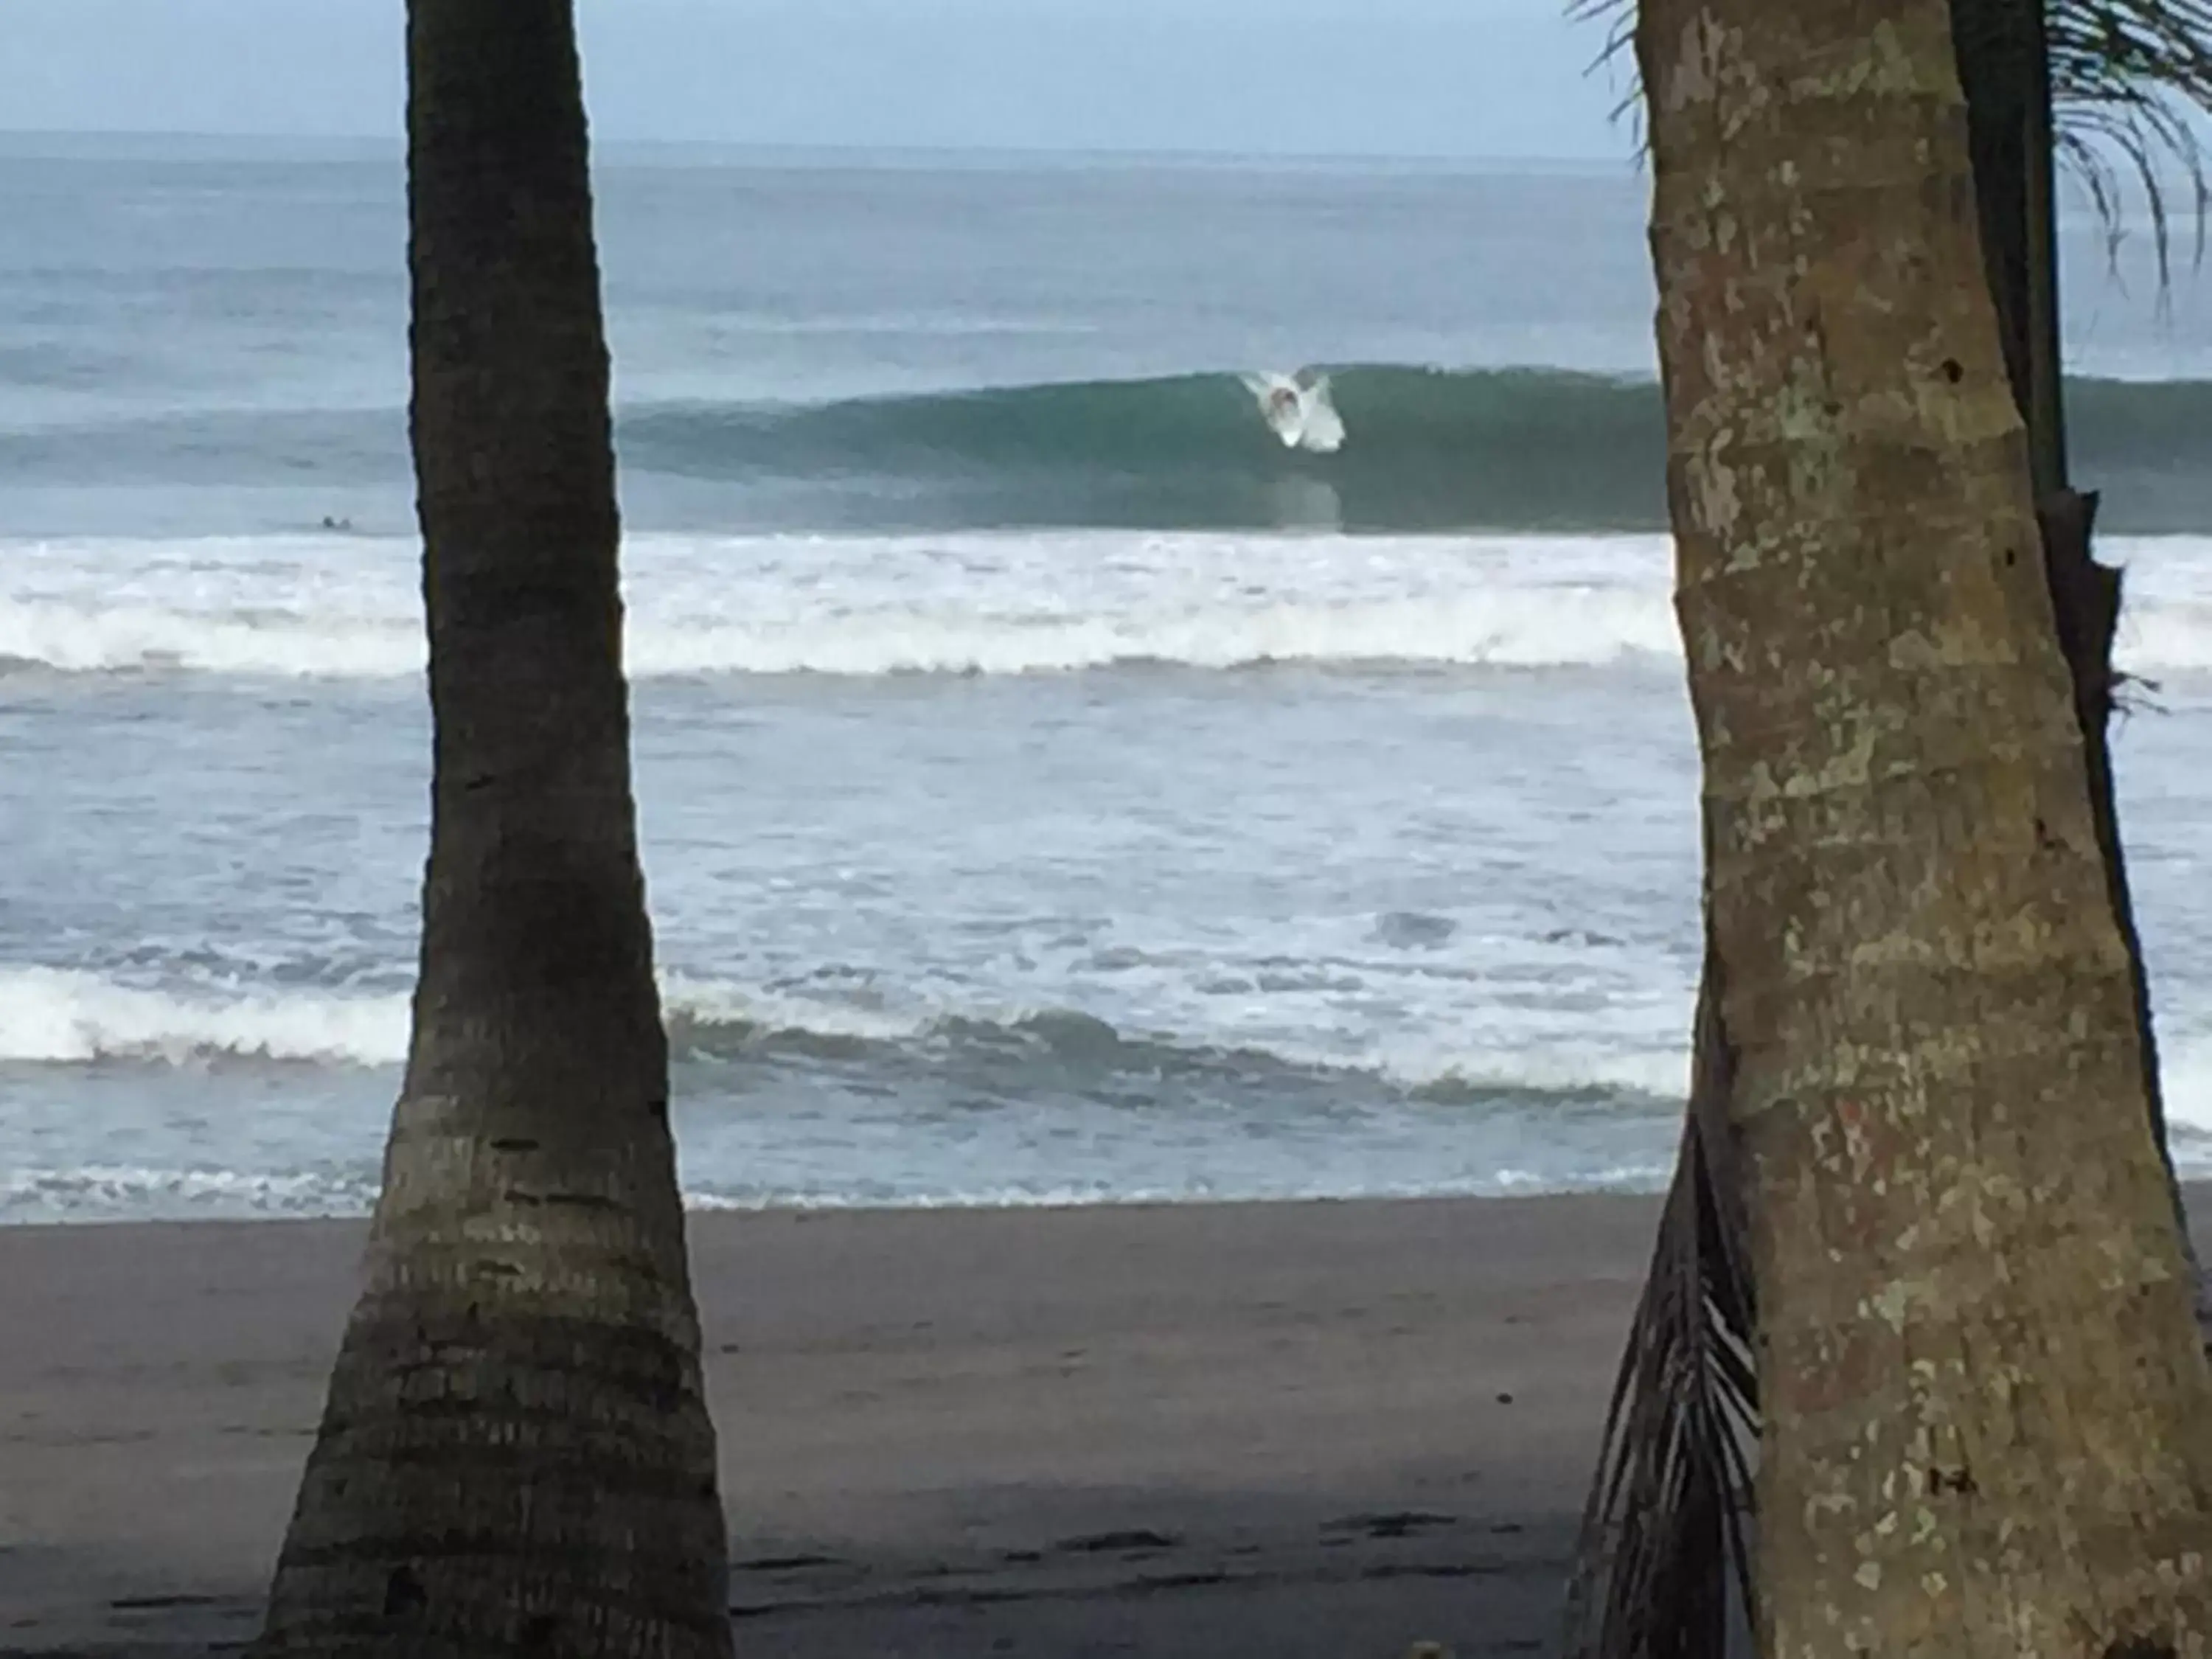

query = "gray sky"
[[4, 0, 1635, 160]]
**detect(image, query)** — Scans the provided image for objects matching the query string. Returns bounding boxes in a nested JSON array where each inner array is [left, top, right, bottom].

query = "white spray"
[[1240, 369, 1346, 453]]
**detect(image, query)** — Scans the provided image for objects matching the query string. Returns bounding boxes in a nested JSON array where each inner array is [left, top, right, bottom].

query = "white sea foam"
[[2151, 1029, 2212, 1160], [0, 592, 1677, 678], [1, 1162, 1688, 1224], [11, 530, 2212, 680], [2121, 605, 2212, 675], [20, 956, 2212, 1220], [0, 959, 1700, 1221], [0, 966, 411, 1065], [0, 962, 1688, 1102], [0, 598, 418, 678], [1, 1164, 382, 1220], [626, 590, 1679, 676], [0, 965, 921, 1068], [657, 971, 928, 1047], [0, 530, 1686, 678]]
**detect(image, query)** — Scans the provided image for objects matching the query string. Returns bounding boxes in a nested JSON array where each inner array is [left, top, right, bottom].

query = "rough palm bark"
[[1948, 0, 2067, 500], [254, 4, 734, 1656], [1950, 0, 2206, 1326], [1637, 1, 2212, 1653], [1571, 6, 2210, 1655]]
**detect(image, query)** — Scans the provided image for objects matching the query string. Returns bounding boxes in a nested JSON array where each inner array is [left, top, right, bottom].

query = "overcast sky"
[[4, 0, 1635, 160]]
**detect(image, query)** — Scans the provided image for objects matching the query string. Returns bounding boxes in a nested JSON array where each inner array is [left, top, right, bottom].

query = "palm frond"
[[1572, 0, 2212, 275], [1564, 953, 1758, 1659]]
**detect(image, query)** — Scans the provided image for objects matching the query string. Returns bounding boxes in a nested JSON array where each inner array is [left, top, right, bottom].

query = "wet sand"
[[7, 1192, 1661, 1656]]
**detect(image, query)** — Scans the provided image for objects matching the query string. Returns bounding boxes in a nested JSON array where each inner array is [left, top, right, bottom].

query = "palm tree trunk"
[[1571, 8, 2208, 1652], [254, 4, 733, 1655], [1951, 0, 2207, 1328], [1638, 0, 2212, 1650], [1951, 0, 2067, 499]]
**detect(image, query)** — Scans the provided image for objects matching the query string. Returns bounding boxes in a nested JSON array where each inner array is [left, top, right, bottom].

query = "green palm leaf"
[[1573, 0, 2211, 278]]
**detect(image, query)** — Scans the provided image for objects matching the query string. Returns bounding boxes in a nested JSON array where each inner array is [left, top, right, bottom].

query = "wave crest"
[[0, 964, 1686, 1102], [13, 368, 2212, 535], [621, 369, 2212, 536], [1, 530, 1686, 679], [0, 966, 410, 1065]]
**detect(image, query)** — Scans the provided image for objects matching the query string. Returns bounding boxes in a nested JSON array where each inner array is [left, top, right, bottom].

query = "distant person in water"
[[319, 515, 353, 532]]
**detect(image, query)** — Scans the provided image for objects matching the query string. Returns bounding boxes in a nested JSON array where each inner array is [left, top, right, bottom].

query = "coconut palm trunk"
[[1950, 0, 2205, 1315], [1632, 0, 2212, 1650], [1571, 4, 2212, 1653], [254, 4, 734, 1655]]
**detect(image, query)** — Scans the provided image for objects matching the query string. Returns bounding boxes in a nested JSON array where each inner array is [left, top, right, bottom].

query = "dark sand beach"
[[1, 1193, 1675, 1658], [18, 1188, 2204, 1656]]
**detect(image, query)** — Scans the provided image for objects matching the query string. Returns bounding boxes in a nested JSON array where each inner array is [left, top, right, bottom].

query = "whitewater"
[[6, 139, 2211, 1222], [13, 521, 2212, 1222], [13, 529, 2212, 681]]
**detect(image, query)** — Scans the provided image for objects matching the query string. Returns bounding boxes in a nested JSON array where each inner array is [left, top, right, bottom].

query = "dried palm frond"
[[1563, 953, 1758, 1659]]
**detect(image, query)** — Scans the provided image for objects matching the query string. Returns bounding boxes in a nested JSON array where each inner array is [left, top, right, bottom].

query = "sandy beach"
[[1, 1192, 1671, 1657]]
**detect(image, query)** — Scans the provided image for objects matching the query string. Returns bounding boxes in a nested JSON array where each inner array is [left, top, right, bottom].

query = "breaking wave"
[[0, 963, 1686, 1101], [13, 367, 2212, 533], [613, 369, 2212, 535], [0, 529, 1686, 678], [0, 587, 1681, 679], [11, 529, 2212, 681]]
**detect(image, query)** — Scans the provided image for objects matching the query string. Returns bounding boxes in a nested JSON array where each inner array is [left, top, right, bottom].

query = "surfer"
[[1241, 369, 1346, 455]]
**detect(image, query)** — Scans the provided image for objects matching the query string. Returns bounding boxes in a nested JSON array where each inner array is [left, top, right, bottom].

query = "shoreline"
[[1, 1184, 1676, 1231], [1, 1190, 1662, 1658], [11, 1186, 2202, 1656]]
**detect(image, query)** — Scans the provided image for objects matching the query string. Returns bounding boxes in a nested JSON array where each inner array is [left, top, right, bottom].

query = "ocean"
[[4, 133, 2211, 1222]]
